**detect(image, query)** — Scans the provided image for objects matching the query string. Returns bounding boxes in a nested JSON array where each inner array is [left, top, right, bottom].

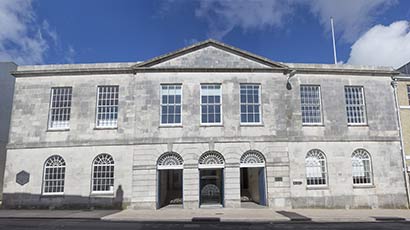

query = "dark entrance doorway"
[[199, 169, 224, 206], [157, 169, 183, 209], [240, 167, 266, 206]]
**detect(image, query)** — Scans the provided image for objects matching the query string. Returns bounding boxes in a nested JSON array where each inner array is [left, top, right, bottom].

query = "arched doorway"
[[157, 152, 183, 209], [198, 151, 225, 207], [240, 150, 267, 206]]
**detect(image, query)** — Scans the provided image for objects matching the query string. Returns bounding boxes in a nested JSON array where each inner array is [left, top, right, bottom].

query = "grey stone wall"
[[7, 72, 399, 149], [153, 46, 272, 69], [3, 66, 407, 209], [0, 62, 17, 200]]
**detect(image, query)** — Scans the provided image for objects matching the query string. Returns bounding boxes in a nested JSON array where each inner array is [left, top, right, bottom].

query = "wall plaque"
[[16, 170, 30, 186]]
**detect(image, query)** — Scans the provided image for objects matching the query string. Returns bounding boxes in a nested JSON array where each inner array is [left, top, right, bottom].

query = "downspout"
[[391, 77, 410, 208]]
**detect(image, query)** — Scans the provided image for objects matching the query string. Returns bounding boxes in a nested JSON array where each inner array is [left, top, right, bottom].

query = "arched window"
[[92, 153, 114, 192], [351, 149, 373, 185], [157, 152, 184, 170], [305, 149, 327, 186], [43, 155, 66, 194], [198, 151, 225, 168], [240, 150, 265, 167]]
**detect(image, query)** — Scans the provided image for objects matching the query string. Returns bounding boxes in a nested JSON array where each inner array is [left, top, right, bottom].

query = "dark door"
[[258, 167, 266, 206], [200, 169, 223, 205]]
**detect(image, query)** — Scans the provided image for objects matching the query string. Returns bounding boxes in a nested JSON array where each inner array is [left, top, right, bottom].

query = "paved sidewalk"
[[102, 208, 410, 223], [0, 209, 119, 219], [0, 208, 409, 223], [291, 209, 410, 222], [102, 207, 289, 222]]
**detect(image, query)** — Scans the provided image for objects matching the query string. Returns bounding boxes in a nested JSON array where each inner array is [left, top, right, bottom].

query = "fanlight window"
[[198, 151, 225, 168], [157, 152, 184, 170], [305, 149, 327, 186], [92, 153, 115, 192], [43, 155, 66, 194], [352, 149, 373, 185], [240, 150, 265, 167]]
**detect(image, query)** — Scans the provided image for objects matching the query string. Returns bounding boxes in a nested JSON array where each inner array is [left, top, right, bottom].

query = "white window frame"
[[200, 83, 223, 126], [300, 85, 323, 125], [42, 155, 66, 195], [407, 85, 410, 105], [239, 150, 266, 168], [48, 87, 72, 130], [345, 86, 367, 125], [95, 85, 119, 128], [157, 152, 184, 170], [198, 151, 225, 169], [351, 149, 373, 186], [239, 83, 262, 125], [305, 149, 328, 187], [91, 153, 115, 194], [160, 84, 183, 126]]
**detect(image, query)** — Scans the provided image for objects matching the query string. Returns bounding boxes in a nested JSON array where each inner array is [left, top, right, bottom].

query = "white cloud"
[[0, 0, 57, 64], [192, 0, 397, 42], [64, 45, 76, 64], [347, 21, 410, 68], [308, 0, 397, 42], [195, 0, 293, 40]]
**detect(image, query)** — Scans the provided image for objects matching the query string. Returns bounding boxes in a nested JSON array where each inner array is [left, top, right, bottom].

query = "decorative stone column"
[[224, 163, 241, 208], [183, 164, 199, 209]]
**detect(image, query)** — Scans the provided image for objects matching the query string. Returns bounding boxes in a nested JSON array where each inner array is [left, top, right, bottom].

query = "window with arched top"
[[157, 152, 184, 170], [43, 155, 66, 194], [92, 153, 115, 192], [351, 149, 373, 185], [305, 149, 327, 186], [240, 150, 265, 167], [198, 151, 225, 168]]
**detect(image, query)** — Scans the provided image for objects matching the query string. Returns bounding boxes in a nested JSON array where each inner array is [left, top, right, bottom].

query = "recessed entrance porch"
[[239, 150, 267, 207], [198, 151, 225, 208], [156, 152, 184, 209]]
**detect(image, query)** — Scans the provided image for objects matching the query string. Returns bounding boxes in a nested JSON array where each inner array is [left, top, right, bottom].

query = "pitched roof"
[[132, 39, 289, 70]]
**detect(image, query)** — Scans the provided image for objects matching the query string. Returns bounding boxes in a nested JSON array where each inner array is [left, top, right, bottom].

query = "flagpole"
[[330, 17, 338, 64]]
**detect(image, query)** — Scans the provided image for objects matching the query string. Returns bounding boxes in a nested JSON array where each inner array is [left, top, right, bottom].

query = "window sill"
[[90, 191, 114, 197], [240, 123, 264, 127], [159, 125, 183, 128], [94, 127, 118, 130], [46, 128, 70, 132], [200, 124, 224, 127], [353, 184, 375, 189], [347, 124, 368, 127], [41, 193, 64, 197], [306, 186, 329, 190]]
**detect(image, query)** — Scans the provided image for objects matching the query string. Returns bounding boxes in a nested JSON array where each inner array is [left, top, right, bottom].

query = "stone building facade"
[[395, 62, 410, 194], [2, 40, 408, 209], [0, 62, 17, 200]]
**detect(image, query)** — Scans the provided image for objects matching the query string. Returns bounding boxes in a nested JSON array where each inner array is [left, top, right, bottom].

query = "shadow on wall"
[[1, 185, 125, 210]]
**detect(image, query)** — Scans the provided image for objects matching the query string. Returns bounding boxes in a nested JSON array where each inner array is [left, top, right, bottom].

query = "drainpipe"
[[391, 78, 410, 208], [286, 70, 297, 90]]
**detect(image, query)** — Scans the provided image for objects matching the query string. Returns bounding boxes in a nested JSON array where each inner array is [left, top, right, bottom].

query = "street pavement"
[[0, 207, 410, 230], [102, 208, 410, 222], [1, 208, 410, 223], [0, 219, 409, 230], [0, 209, 117, 219]]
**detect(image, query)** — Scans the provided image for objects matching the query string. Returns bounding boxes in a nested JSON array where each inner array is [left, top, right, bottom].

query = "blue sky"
[[1, 0, 410, 67]]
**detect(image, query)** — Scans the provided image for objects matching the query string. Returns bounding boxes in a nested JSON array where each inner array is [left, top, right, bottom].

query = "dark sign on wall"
[[16, 170, 30, 186]]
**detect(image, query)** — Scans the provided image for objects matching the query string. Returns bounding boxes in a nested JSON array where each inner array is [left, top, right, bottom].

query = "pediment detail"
[[133, 40, 288, 70]]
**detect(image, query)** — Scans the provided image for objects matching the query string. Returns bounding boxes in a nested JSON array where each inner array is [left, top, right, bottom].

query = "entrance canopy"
[[198, 151, 225, 169], [240, 150, 265, 168], [157, 152, 184, 170]]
